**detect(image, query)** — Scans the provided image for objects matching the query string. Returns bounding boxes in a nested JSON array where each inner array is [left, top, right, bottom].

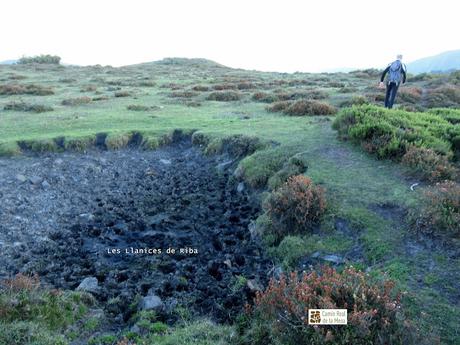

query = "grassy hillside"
[[0, 59, 459, 344]]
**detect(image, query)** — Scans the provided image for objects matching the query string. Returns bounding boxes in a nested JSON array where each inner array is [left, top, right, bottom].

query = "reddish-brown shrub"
[[237, 82, 256, 90], [169, 90, 198, 98], [398, 87, 422, 104], [264, 175, 326, 237], [212, 83, 237, 90], [252, 92, 278, 103], [283, 100, 337, 116], [249, 266, 414, 345], [412, 181, 460, 237], [401, 145, 458, 182], [2, 273, 40, 292], [0, 83, 54, 96], [206, 91, 242, 101], [114, 90, 131, 97], [192, 85, 210, 91], [62, 96, 92, 106], [266, 101, 292, 113]]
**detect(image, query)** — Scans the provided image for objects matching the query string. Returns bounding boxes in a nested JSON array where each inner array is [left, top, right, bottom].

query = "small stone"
[[54, 158, 64, 165], [246, 279, 263, 293], [41, 180, 51, 189], [146, 213, 169, 226], [79, 213, 95, 222], [29, 176, 43, 185], [160, 159, 171, 165], [139, 294, 164, 311], [311, 251, 321, 258], [237, 182, 245, 193], [322, 254, 344, 264], [223, 259, 232, 268], [15, 174, 27, 183], [273, 266, 284, 279], [217, 160, 233, 172], [76, 277, 99, 294]]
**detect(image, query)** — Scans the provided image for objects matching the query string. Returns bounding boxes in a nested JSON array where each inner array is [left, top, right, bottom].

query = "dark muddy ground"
[[0, 141, 272, 326]]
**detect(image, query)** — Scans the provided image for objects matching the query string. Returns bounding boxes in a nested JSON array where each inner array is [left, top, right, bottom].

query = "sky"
[[1, 0, 459, 72]]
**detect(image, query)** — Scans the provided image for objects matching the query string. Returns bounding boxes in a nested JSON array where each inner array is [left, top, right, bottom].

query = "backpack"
[[388, 60, 403, 83]]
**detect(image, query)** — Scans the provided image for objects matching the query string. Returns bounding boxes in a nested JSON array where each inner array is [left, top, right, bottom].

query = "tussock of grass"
[[0, 142, 21, 156], [64, 136, 96, 151], [0, 274, 94, 345]]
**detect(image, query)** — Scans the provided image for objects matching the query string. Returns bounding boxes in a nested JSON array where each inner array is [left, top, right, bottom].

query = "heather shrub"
[[252, 92, 278, 103], [114, 90, 131, 97], [4, 101, 53, 113], [264, 175, 326, 238], [411, 181, 460, 237], [80, 85, 97, 92], [62, 96, 92, 106], [18, 54, 61, 64], [398, 87, 422, 103], [425, 85, 460, 108], [283, 100, 337, 116], [92, 95, 110, 101], [127, 104, 160, 111], [288, 90, 328, 100], [401, 145, 458, 181], [0, 83, 54, 95], [206, 91, 242, 101], [242, 267, 415, 345], [428, 108, 460, 124], [212, 83, 237, 90], [333, 105, 457, 160], [266, 101, 292, 113], [192, 85, 210, 91], [169, 90, 198, 98], [237, 81, 256, 90]]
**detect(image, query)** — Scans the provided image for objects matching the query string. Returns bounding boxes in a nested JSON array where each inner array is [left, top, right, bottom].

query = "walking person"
[[379, 54, 407, 109]]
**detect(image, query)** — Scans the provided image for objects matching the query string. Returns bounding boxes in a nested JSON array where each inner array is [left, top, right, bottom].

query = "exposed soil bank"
[[0, 141, 271, 326]]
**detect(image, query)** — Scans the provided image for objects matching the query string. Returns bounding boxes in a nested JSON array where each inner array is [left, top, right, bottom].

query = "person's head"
[[396, 54, 403, 61]]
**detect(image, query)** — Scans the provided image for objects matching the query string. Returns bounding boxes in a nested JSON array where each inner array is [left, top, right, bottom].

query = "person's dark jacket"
[[380, 62, 406, 83]]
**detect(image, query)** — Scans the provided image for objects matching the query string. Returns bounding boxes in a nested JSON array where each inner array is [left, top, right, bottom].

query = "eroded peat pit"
[[0, 141, 271, 325]]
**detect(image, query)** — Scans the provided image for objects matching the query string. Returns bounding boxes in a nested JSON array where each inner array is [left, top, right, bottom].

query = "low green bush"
[[333, 105, 458, 160]]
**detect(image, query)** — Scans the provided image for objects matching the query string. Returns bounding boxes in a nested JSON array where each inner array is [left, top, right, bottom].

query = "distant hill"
[[0, 59, 17, 65], [407, 50, 460, 74], [140, 57, 227, 69]]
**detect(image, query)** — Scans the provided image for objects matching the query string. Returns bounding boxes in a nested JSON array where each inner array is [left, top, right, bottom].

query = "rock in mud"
[[76, 277, 99, 294], [139, 294, 164, 311]]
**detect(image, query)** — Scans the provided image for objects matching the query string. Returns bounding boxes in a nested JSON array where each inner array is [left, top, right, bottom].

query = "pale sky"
[[1, 0, 459, 72]]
